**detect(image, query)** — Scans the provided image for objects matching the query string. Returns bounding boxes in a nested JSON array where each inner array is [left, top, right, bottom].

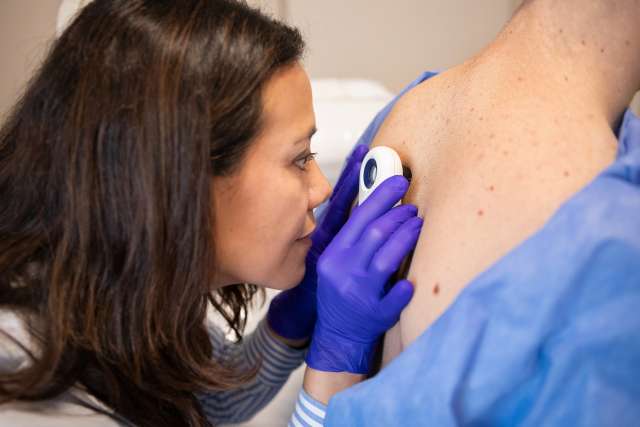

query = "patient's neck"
[[473, 0, 640, 127]]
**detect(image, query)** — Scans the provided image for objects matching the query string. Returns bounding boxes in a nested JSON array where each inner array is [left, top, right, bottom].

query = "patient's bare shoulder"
[[373, 66, 619, 364]]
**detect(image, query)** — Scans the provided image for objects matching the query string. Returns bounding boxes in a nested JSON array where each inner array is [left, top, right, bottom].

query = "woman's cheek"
[[281, 172, 309, 224]]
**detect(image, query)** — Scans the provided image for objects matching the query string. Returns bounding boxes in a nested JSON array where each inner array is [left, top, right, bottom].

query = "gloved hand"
[[306, 175, 422, 374], [267, 144, 370, 340]]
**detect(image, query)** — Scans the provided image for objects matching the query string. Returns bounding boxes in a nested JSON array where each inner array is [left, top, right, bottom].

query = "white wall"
[[0, 0, 60, 122]]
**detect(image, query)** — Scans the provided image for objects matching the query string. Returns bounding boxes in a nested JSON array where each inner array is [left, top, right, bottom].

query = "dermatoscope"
[[358, 146, 412, 206], [358, 145, 416, 286]]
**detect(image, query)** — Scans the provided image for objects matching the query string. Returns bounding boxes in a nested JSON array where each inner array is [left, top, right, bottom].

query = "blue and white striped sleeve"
[[198, 318, 307, 425], [288, 387, 327, 427]]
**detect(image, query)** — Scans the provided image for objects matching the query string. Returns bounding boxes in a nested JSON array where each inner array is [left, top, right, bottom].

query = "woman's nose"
[[308, 160, 332, 209]]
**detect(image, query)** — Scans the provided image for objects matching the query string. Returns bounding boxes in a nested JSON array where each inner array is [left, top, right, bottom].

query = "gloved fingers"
[[331, 144, 369, 202], [311, 145, 367, 250], [354, 205, 419, 266], [369, 216, 423, 277], [335, 176, 409, 247], [377, 279, 414, 327], [319, 164, 361, 240]]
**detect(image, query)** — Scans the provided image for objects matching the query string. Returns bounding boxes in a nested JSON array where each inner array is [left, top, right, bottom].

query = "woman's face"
[[212, 63, 331, 290]]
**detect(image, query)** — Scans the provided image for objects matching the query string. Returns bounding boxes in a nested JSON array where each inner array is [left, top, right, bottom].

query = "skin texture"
[[211, 63, 331, 290], [376, 0, 640, 366]]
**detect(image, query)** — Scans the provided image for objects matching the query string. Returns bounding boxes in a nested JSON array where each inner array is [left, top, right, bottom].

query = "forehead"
[[258, 63, 315, 146]]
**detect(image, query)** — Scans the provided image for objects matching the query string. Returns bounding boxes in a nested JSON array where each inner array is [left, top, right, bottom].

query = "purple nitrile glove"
[[267, 144, 370, 341], [305, 175, 422, 374]]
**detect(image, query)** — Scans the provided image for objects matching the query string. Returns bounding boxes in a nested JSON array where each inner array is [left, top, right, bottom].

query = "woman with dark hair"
[[0, 0, 422, 426]]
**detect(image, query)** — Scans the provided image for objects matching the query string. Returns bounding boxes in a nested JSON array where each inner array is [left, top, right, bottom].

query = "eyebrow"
[[294, 126, 317, 145]]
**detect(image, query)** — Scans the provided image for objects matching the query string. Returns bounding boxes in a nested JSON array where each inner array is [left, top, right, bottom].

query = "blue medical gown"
[[325, 75, 640, 426]]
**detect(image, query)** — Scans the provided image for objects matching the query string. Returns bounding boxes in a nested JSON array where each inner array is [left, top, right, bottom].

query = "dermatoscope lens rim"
[[363, 158, 377, 189]]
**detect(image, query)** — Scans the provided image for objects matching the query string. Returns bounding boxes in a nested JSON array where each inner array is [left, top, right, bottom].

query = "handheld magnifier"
[[358, 146, 412, 206]]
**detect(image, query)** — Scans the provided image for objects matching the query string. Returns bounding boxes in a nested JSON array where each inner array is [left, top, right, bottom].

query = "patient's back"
[[374, 62, 619, 365]]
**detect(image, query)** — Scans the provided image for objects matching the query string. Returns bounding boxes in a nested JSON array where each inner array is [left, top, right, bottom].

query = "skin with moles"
[[376, 0, 640, 366]]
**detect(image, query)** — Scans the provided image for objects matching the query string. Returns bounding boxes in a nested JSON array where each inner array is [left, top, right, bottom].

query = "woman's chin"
[[260, 240, 312, 290], [266, 263, 307, 291]]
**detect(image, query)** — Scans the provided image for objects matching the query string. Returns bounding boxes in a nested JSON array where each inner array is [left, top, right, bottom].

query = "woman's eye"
[[294, 152, 318, 170]]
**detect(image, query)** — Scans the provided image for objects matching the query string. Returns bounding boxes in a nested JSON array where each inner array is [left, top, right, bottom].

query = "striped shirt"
[[289, 388, 327, 427], [202, 317, 330, 426], [199, 318, 308, 424]]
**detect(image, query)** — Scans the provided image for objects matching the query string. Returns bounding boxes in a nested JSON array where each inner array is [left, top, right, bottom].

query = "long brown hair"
[[0, 0, 304, 425]]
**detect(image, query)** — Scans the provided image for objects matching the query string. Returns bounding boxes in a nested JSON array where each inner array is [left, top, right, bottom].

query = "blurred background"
[[1, 1, 639, 425], [1, 0, 639, 119], [1, 0, 516, 117], [2, 0, 639, 183]]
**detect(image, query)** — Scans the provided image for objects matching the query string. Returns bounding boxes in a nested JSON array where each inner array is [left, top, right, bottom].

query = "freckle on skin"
[[564, 75, 569, 82], [564, 170, 570, 177], [517, 76, 524, 82], [600, 47, 605, 53], [477, 209, 484, 217], [433, 283, 440, 295], [489, 133, 495, 139], [489, 185, 495, 192], [581, 39, 586, 46], [625, 40, 631, 47], [479, 116, 484, 121], [503, 150, 509, 156]]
